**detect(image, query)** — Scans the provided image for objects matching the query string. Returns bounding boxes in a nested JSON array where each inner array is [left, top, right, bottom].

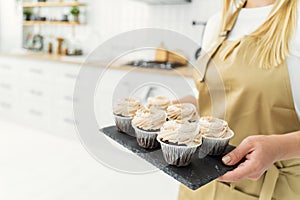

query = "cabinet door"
[[0, 94, 16, 118], [18, 59, 56, 83], [49, 62, 81, 137], [0, 57, 19, 117], [94, 68, 127, 127], [17, 100, 52, 132], [54, 63, 81, 86], [50, 107, 78, 139], [0, 61, 14, 80], [51, 82, 76, 110]]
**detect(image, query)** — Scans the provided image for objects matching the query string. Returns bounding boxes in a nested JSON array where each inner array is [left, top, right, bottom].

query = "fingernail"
[[222, 155, 231, 164]]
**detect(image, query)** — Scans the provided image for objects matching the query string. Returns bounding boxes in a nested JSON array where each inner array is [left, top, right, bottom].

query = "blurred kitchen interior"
[[0, 1, 221, 200]]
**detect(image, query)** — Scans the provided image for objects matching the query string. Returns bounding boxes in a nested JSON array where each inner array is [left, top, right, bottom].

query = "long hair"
[[220, 0, 299, 68]]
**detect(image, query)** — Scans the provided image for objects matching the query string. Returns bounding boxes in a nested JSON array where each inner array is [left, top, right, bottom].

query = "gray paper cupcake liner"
[[157, 138, 200, 167], [113, 115, 135, 137], [132, 125, 160, 149], [199, 130, 234, 156]]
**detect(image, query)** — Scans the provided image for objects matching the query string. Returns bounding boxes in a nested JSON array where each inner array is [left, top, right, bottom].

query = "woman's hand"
[[217, 135, 283, 182], [218, 131, 300, 182]]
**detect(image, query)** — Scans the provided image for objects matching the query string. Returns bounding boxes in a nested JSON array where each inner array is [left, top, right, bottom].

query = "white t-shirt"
[[202, 4, 300, 120]]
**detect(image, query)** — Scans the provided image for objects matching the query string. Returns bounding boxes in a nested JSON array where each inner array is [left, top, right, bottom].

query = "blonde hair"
[[221, 0, 299, 68]]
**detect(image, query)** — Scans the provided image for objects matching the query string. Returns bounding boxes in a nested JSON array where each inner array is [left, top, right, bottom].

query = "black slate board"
[[101, 126, 237, 190]]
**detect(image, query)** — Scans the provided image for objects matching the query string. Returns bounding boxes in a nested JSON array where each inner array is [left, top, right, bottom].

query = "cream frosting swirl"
[[132, 107, 166, 131], [167, 103, 199, 122], [147, 96, 170, 110], [113, 98, 141, 118], [199, 116, 229, 138], [158, 120, 202, 146]]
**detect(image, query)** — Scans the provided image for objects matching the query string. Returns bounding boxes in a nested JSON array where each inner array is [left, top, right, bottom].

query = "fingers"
[[218, 136, 272, 182], [222, 138, 254, 166], [217, 160, 256, 182]]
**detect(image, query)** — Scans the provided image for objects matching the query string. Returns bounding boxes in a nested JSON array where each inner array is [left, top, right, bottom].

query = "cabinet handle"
[[64, 73, 77, 80], [0, 64, 12, 70], [0, 101, 12, 109], [29, 109, 43, 116], [64, 96, 72, 102], [64, 95, 78, 102], [64, 117, 77, 125], [29, 68, 43, 74], [30, 89, 43, 97], [0, 83, 12, 90]]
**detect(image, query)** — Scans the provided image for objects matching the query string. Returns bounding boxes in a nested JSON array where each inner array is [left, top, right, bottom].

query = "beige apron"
[[178, 4, 300, 200]]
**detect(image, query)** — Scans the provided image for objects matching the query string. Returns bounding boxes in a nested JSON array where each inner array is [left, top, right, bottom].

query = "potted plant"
[[70, 6, 80, 23], [23, 9, 32, 21]]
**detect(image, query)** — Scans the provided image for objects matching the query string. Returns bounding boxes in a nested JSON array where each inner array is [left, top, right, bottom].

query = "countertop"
[[0, 52, 193, 78]]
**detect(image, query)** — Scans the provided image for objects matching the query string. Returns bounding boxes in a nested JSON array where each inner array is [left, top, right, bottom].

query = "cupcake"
[[167, 103, 199, 122], [147, 96, 170, 111], [132, 107, 166, 149], [113, 98, 141, 136], [157, 120, 202, 166], [198, 116, 234, 156]]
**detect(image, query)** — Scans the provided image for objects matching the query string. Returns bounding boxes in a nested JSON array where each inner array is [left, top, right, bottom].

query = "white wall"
[[0, 0, 221, 54], [82, 0, 222, 54], [89, 0, 221, 42], [0, 0, 22, 52]]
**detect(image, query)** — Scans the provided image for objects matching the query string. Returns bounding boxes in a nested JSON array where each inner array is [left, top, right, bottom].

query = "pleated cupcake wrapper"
[[157, 138, 200, 167], [113, 115, 135, 137], [199, 130, 234, 156], [132, 125, 160, 149]]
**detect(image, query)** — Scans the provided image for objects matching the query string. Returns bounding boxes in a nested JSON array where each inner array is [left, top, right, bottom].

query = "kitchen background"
[[0, 0, 220, 54], [0, 0, 221, 200]]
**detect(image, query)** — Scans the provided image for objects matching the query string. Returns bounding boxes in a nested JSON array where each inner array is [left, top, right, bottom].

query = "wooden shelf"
[[23, 21, 82, 26], [22, 2, 87, 8]]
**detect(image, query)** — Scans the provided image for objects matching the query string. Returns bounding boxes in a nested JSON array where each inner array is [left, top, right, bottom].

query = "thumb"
[[222, 140, 252, 166]]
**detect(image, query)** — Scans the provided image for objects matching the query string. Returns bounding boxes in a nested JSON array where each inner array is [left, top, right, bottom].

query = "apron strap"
[[196, 37, 226, 82], [259, 162, 300, 200], [259, 164, 280, 200], [196, 0, 247, 82]]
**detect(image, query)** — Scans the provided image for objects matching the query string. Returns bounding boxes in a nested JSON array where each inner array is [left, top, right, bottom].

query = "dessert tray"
[[100, 125, 237, 190]]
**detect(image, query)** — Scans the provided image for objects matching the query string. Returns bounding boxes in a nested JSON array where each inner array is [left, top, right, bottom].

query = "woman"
[[176, 0, 300, 199]]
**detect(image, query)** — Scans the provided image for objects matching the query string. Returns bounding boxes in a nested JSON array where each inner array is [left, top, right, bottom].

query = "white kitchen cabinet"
[[0, 55, 195, 139], [0, 93, 16, 119], [0, 56, 76, 135], [0, 58, 19, 119]]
